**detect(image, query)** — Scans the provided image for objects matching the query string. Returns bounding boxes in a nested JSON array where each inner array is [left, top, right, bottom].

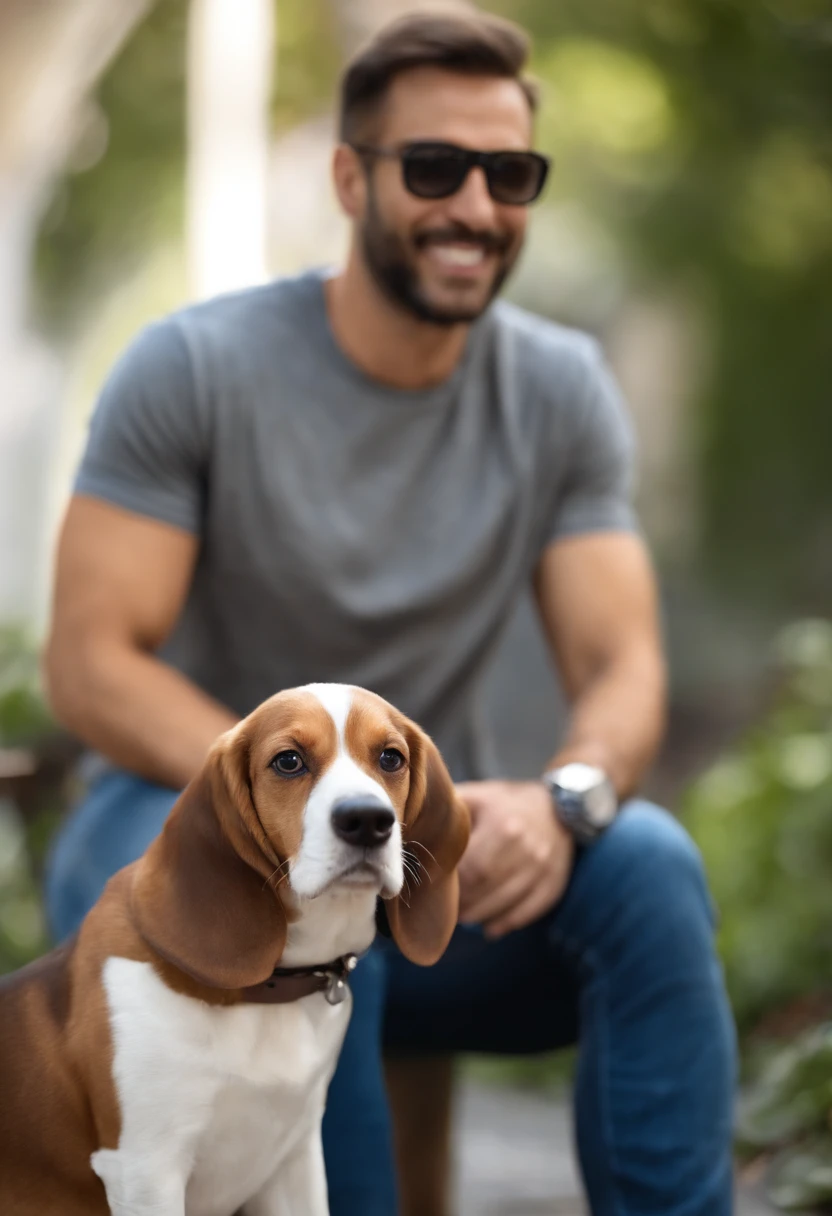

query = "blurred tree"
[[34, 0, 188, 333], [685, 617, 832, 1211], [738, 1019, 832, 1210], [0, 627, 64, 973], [34, 0, 341, 332], [685, 618, 832, 1030], [486, 0, 832, 608], [0, 0, 154, 345]]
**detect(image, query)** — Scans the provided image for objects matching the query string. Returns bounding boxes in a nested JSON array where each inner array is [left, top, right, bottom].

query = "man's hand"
[[456, 780, 575, 939]]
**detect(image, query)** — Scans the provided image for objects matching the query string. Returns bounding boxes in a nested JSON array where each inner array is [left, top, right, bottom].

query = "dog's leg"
[[91, 1148, 186, 1215], [244, 1129, 328, 1216]]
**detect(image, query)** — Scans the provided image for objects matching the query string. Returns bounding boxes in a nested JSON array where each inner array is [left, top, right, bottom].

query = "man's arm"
[[534, 531, 667, 796], [457, 530, 667, 937], [44, 496, 239, 790]]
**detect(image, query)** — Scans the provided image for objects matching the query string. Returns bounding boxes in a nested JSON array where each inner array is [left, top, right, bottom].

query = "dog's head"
[[131, 684, 469, 988]]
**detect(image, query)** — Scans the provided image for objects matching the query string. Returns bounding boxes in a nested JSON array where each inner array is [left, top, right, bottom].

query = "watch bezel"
[[542, 763, 618, 843]]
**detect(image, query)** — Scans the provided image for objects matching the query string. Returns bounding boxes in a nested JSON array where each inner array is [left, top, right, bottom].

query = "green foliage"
[[0, 629, 55, 974], [270, 0, 342, 131], [767, 1136, 832, 1212], [35, 0, 189, 333], [0, 626, 55, 746], [485, 0, 832, 606], [685, 619, 832, 1208], [0, 798, 49, 974], [740, 1024, 832, 1154], [684, 619, 832, 1031], [738, 1023, 832, 1210]]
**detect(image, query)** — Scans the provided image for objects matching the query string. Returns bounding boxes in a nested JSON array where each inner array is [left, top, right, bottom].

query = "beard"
[[359, 187, 521, 326]]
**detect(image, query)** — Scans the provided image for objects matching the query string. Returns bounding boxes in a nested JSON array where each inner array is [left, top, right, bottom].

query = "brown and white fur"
[[0, 683, 470, 1215]]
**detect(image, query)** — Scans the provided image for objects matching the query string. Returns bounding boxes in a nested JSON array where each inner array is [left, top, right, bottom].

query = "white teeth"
[[428, 244, 486, 267]]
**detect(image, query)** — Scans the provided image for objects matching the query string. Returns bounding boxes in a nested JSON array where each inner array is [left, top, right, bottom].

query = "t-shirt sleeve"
[[74, 319, 206, 534], [546, 343, 639, 544]]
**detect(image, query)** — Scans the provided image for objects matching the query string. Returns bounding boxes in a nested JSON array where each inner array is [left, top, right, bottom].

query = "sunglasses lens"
[[487, 153, 548, 204], [402, 146, 468, 198]]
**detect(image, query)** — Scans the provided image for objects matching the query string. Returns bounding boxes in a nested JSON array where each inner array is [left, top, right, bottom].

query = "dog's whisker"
[[408, 840, 438, 867], [403, 848, 427, 882], [402, 856, 423, 887]]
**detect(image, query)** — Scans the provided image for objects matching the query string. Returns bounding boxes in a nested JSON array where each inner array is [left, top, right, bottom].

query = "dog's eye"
[[379, 748, 405, 773], [271, 750, 307, 777]]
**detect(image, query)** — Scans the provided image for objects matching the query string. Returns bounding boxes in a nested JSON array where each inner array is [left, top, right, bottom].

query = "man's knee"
[[604, 800, 709, 900], [561, 800, 717, 958]]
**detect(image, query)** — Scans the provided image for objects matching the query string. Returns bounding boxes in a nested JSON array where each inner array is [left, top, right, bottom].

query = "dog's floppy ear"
[[131, 729, 287, 989], [384, 725, 470, 966]]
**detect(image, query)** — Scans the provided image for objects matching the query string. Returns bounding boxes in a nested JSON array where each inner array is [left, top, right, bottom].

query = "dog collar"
[[239, 953, 359, 1006]]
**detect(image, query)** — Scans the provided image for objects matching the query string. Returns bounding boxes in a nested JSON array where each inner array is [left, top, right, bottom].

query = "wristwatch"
[[541, 762, 618, 844]]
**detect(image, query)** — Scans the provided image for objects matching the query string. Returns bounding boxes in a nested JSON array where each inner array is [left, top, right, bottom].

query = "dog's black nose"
[[331, 797, 395, 848]]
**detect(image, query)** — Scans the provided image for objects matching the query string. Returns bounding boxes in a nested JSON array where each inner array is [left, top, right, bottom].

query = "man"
[[43, 7, 736, 1215]]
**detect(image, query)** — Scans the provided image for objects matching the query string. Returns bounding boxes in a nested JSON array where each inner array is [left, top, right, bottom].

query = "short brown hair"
[[338, 6, 539, 143]]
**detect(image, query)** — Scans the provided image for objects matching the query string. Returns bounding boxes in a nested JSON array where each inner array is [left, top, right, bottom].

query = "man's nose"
[[444, 165, 499, 229], [331, 797, 395, 848]]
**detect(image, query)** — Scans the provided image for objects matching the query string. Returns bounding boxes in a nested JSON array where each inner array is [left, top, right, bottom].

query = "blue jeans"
[[45, 772, 737, 1215]]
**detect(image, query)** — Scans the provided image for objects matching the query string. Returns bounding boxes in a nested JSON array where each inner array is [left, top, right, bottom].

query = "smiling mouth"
[[421, 241, 492, 275]]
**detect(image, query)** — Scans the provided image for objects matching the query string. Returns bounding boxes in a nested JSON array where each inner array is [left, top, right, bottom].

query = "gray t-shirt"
[[76, 269, 637, 779]]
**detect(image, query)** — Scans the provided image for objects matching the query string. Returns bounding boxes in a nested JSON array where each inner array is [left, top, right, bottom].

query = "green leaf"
[[768, 1135, 832, 1209], [737, 1024, 832, 1151]]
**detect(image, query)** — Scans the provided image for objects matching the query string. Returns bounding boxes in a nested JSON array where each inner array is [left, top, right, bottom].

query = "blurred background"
[[1, 0, 831, 1210]]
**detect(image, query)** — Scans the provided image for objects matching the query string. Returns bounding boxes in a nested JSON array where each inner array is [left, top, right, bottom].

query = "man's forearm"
[[546, 646, 667, 799], [45, 642, 238, 790]]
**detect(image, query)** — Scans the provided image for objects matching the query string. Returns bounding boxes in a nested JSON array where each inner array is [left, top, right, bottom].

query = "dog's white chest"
[[93, 957, 349, 1216]]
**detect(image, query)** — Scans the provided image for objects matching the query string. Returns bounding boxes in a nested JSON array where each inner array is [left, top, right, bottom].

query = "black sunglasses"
[[352, 141, 550, 205]]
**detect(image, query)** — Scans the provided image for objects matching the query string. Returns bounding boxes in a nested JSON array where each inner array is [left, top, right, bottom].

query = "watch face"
[[553, 762, 606, 794], [548, 763, 617, 831]]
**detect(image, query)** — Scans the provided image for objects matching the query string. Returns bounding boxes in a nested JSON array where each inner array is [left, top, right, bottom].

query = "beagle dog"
[[0, 683, 469, 1216]]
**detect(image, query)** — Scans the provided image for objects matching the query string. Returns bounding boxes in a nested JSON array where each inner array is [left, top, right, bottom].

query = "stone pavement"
[[452, 1078, 776, 1216]]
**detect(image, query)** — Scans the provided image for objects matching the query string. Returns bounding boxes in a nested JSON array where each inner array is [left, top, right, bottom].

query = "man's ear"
[[332, 143, 367, 219], [384, 726, 470, 966], [130, 731, 287, 989]]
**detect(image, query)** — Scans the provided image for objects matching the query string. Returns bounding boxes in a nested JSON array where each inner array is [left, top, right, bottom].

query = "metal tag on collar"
[[321, 953, 358, 1005]]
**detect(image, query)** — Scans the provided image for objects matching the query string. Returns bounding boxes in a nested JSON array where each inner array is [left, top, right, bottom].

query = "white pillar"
[[0, 0, 152, 626], [186, 0, 275, 300]]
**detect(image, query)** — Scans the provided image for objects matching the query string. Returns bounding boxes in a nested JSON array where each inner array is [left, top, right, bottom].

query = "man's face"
[[350, 68, 534, 325]]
